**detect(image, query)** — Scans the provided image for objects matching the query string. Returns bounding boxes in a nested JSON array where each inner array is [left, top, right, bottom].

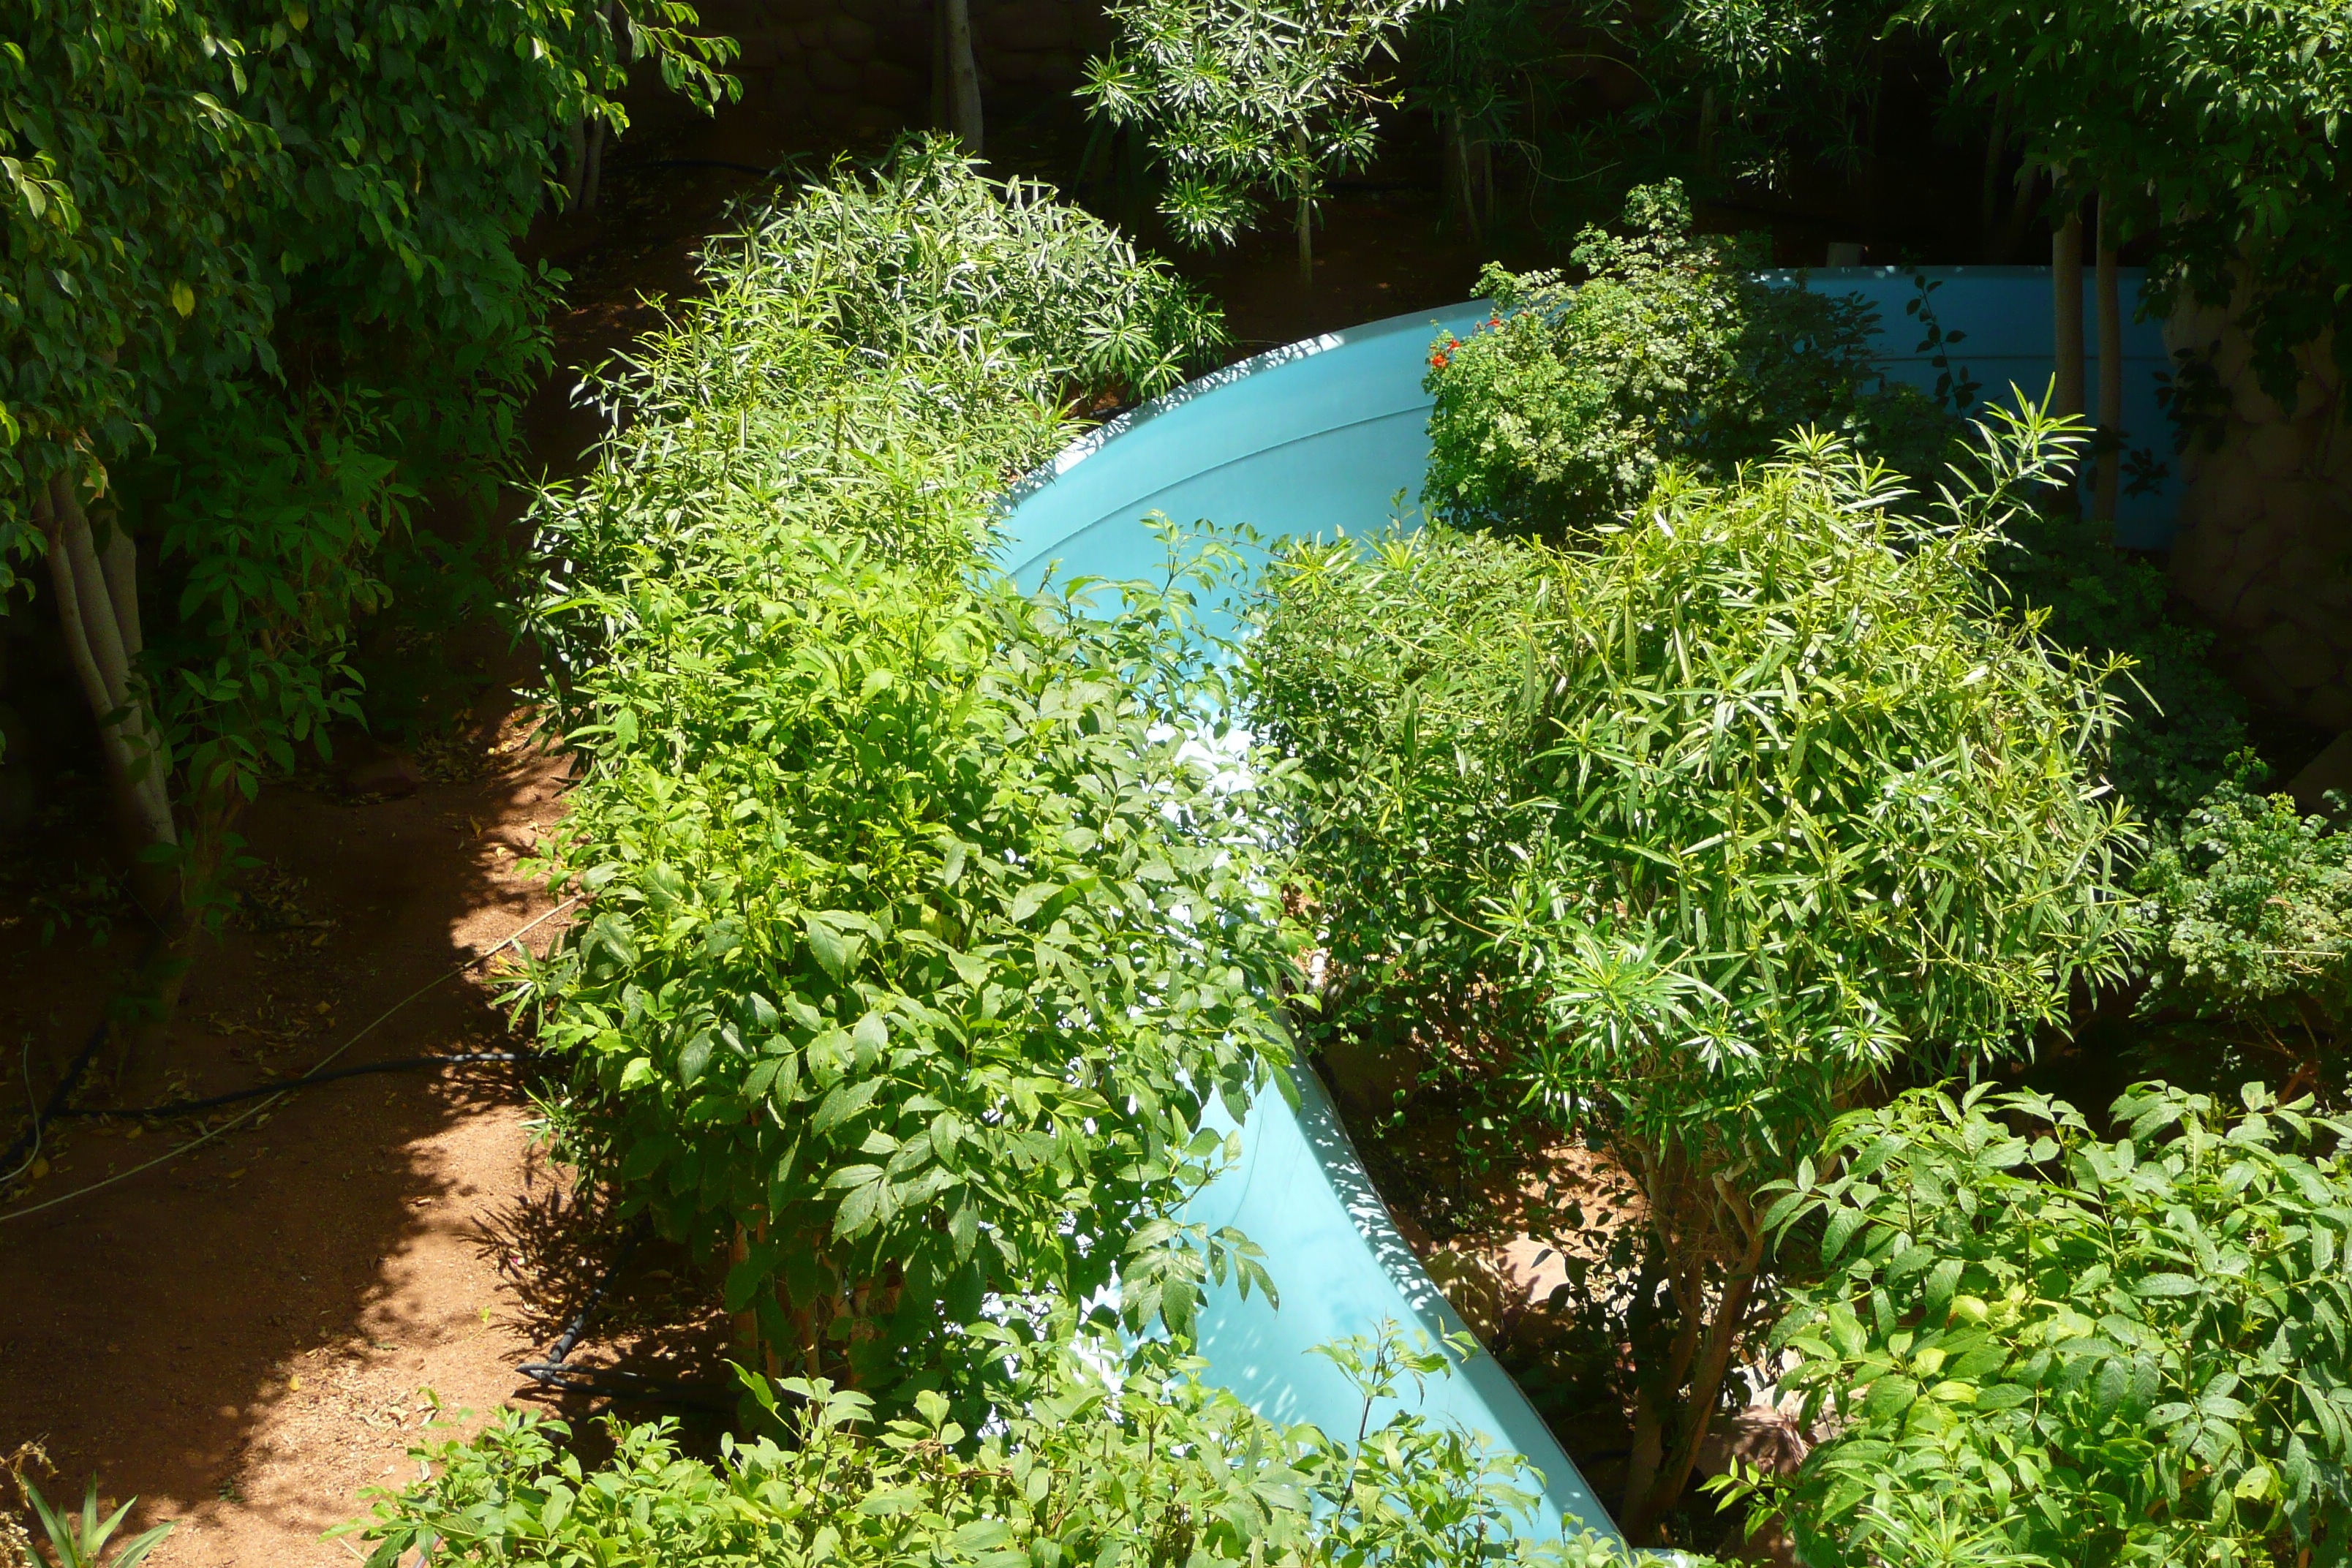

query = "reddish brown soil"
[[0, 91, 1490, 1567]]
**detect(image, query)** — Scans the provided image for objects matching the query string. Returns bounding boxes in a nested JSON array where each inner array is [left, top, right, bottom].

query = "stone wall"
[[695, 0, 1108, 136], [2166, 300, 2352, 731]]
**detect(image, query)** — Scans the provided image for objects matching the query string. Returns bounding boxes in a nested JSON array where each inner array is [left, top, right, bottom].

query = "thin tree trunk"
[[581, 118, 607, 214], [731, 1224, 760, 1362], [39, 475, 175, 856], [576, 1, 616, 213], [1696, 87, 1717, 169], [943, 0, 981, 154], [1635, 1194, 1768, 1542], [2052, 196, 2086, 428], [932, 0, 951, 130], [1450, 113, 1482, 246], [1624, 1300, 1700, 1527], [1297, 192, 1313, 286], [97, 509, 141, 666], [2094, 196, 2123, 524], [1475, 136, 1493, 235], [1621, 1145, 1702, 1530], [1991, 159, 2040, 263], [1978, 94, 2007, 239], [565, 118, 588, 212]]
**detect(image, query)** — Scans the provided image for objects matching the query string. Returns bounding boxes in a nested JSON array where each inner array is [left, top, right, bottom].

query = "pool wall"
[[990, 269, 2178, 1548]]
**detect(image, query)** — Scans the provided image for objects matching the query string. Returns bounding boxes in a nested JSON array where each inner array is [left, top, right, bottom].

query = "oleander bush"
[[1748, 1081, 2352, 1568], [1420, 181, 1959, 538], [514, 142, 1294, 1400], [1247, 413, 2145, 1537]]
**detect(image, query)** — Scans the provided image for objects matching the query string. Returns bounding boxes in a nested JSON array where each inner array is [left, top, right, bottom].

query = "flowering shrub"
[[1422, 181, 1958, 538]]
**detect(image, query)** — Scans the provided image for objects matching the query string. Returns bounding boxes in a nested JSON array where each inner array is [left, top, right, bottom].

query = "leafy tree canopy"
[[1912, 0, 2352, 402]]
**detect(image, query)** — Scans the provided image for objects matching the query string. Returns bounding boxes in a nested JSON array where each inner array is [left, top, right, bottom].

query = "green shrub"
[[516, 144, 1284, 1398], [339, 1330, 1659, 1568], [1247, 416, 2144, 1537], [2131, 767, 2352, 1100], [1420, 181, 1958, 537], [1989, 511, 2250, 834], [1751, 1081, 2352, 1568]]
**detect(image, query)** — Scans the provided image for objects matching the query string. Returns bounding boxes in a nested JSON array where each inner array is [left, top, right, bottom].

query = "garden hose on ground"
[[514, 1226, 739, 1412], [0, 924, 170, 1183], [47, 1052, 543, 1122], [0, 896, 582, 1225]]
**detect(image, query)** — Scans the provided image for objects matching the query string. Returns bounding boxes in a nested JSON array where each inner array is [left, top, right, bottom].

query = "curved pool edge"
[[990, 275, 2182, 1553], [993, 300, 1622, 1546]]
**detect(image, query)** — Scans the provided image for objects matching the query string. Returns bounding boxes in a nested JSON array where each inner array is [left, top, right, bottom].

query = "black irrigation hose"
[[514, 1226, 742, 1412], [0, 929, 172, 1178], [0, 1015, 108, 1179], [50, 1052, 545, 1121]]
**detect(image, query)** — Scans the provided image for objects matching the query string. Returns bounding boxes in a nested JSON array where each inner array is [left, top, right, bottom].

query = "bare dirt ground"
[[0, 91, 1491, 1566]]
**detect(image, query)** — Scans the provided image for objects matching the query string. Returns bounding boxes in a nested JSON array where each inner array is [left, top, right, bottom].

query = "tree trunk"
[[1632, 1190, 1768, 1542], [1475, 136, 1493, 236], [576, 0, 616, 214], [581, 117, 607, 214], [1977, 94, 2007, 240], [1622, 1292, 1700, 1531], [564, 118, 587, 211], [2094, 197, 2123, 524], [1991, 159, 2039, 263], [1297, 191, 1313, 287], [932, 0, 951, 130], [2052, 196, 2086, 428], [36, 475, 176, 862], [943, 0, 982, 155], [1447, 112, 1482, 245], [731, 1224, 760, 1361]]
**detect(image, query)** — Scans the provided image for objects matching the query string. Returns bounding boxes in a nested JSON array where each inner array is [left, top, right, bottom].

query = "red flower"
[[1430, 352, 1450, 370]]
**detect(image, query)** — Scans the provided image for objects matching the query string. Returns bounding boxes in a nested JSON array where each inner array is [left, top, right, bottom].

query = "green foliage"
[[1915, 0, 2352, 401], [1248, 415, 2142, 1533], [1083, 0, 1430, 252], [1494, 431, 2142, 1163], [516, 144, 1273, 1393], [140, 388, 404, 825], [1989, 509, 2250, 834], [1751, 1081, 2352, 1568], [1651, 0, 1900, 181], [2133, 769, 2352, 1101], [339, 1328, 1657, 1568], [1422, 182, 1959, 537], [18, 1479, 172, 1568], [1245, 521, 1554, 1069], [1260, 418, 2140, 1130], [0, 0, 733, 892]]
